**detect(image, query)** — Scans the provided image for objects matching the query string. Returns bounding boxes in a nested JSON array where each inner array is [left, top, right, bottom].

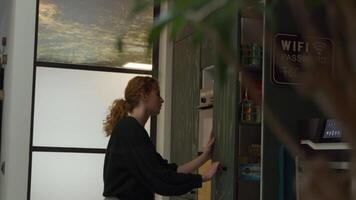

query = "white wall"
[[0, 0, 37, 199], [0, 0, 11, 36], [155, 2, 173, 200]]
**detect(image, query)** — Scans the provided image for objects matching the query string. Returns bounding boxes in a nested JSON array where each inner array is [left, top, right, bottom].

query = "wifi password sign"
[[273, 33, 334, 85], [312, 41, 327, 55]]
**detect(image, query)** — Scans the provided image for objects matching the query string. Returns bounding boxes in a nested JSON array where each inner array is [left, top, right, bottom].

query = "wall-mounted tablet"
[[300, 118, 342, 143], [322, 119, 342, 140]]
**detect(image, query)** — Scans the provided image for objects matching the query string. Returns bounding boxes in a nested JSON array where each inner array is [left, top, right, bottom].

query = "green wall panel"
[[200, 38, 215, 69], [171, 36, 201, 200], [212, 72, 239, 200]]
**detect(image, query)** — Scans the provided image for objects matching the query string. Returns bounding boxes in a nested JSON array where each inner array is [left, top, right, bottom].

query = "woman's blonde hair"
[[103, 76, 158, 136]]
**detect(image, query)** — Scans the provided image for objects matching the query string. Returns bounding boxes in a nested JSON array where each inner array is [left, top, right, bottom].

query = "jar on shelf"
[[241, 89, 254, 123], [240, 43, 262, 71]]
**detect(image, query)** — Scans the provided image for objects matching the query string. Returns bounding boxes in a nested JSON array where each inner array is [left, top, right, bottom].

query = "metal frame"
[[27, 0, 160, 199]]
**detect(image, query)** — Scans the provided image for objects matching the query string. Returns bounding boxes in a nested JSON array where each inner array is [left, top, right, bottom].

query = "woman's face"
[[144, 87, 164, 116]]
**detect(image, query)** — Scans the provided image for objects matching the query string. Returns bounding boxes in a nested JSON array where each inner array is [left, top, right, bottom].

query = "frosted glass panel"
[[34, 67, 151, 148], [31, 152, 104, 200]]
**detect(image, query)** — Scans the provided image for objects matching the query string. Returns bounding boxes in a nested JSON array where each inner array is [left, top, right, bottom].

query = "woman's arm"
[[177, 151, 210, 174], [177, 133, 215, 174]]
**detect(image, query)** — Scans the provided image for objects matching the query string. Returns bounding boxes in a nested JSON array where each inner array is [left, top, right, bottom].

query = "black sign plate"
[[272, 33, 334, 85]]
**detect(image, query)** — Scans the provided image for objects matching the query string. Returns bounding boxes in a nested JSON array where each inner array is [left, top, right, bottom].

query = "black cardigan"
[[103, 116, 202, 200]]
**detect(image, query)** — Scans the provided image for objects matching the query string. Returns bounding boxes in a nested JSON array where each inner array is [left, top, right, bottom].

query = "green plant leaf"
[[148, 11, 178, 44], [191, 29, 205, 45], [131, 0, 150, 14], [170, 16, 188, 40]]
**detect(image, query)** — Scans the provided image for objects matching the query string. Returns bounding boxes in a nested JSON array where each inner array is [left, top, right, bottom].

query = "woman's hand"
[[203, 132, 215, 157], [202, 161, 220, 182], [177, 132, 216, 174]]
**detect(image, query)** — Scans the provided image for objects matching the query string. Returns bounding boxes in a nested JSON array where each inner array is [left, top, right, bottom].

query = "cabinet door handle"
[[219, 165, 227, 171]]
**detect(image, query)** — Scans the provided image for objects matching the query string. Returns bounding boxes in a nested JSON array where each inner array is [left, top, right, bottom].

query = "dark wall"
[[262, 1, 328, 200]]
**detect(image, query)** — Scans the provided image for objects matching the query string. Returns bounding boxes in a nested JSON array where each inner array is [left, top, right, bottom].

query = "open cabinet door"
[[212, 71, 239, 200], [171, 35, 200, 200]]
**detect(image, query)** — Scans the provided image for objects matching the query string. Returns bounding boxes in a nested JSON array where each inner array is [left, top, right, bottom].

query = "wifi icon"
[[312, 41, 327, 55]]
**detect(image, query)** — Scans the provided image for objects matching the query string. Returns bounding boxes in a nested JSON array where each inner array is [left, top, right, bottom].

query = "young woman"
[[103, 76, 220, 200]]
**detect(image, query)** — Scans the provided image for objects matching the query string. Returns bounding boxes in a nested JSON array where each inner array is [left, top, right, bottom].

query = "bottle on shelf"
[[241, 89, 254, 123], [241, 88, 262, 124]]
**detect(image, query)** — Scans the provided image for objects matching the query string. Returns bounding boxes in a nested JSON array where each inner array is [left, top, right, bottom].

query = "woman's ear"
[[141, 93, 149, 102]]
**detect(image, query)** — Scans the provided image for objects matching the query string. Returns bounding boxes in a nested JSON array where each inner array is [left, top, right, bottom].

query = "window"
[[28, 0, 156, 199], [37, 0, 153, 70]]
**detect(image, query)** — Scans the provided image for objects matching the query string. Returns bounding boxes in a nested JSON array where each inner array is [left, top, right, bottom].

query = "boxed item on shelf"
[[239, 163, 261, 181]]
